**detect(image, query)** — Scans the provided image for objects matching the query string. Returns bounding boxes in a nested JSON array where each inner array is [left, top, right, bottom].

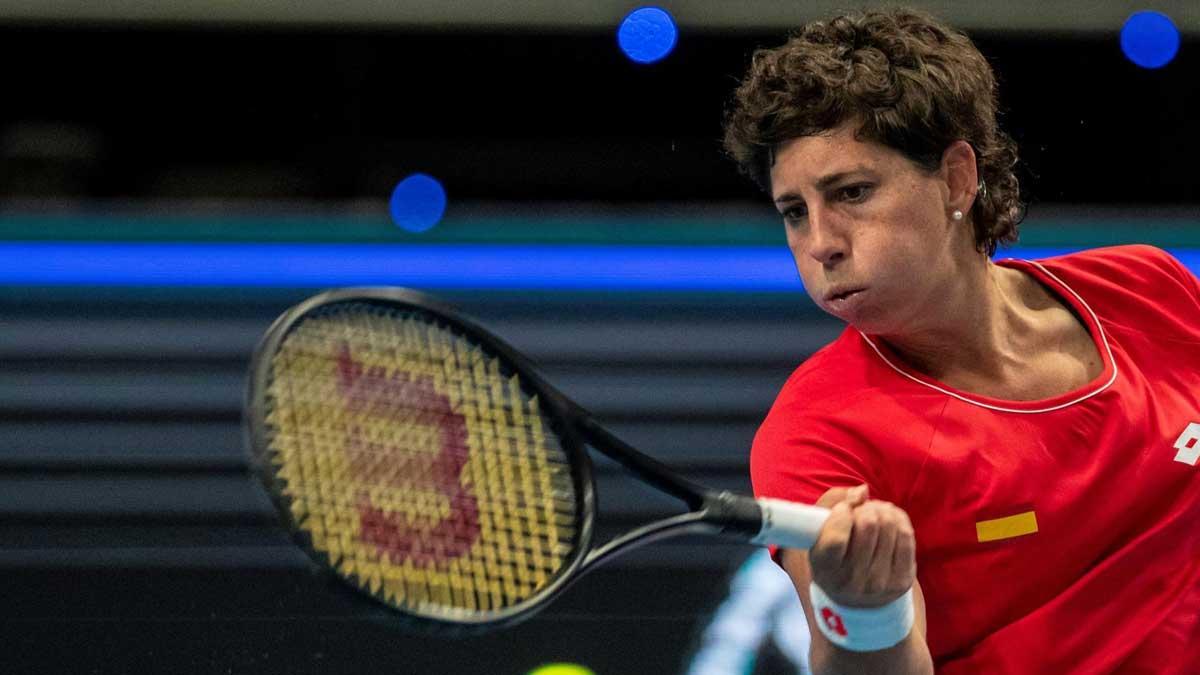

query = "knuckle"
[[812, 537, 847, 563], [856, 511, 880, 532], [826, 532, 851, 552], [880, 504, 914, 534]]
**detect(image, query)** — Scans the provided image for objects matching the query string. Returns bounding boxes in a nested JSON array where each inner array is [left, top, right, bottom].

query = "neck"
[[875, 259, 1039, 382]]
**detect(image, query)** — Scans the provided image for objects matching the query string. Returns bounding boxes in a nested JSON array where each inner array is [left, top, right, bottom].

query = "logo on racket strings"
[[337, 344, 481, 565]]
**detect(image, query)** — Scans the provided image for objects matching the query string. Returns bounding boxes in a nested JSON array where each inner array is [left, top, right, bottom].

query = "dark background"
[[1, 26, 1196, 205], [0, 10, 1196, 675]]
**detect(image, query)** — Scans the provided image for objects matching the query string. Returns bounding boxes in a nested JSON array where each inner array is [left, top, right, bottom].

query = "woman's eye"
[[840, 184, 872, 202], [782, 206, 807, 222]]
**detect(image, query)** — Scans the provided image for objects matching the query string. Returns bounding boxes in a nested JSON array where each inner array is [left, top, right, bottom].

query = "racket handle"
[[750, 497, 831, 550]]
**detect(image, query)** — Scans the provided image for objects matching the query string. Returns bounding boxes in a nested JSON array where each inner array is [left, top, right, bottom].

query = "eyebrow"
[[773, 167, 873, 205]]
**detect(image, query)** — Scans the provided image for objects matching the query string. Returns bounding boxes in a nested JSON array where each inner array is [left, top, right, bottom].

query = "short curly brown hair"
[[723, 8, 1023, 255]]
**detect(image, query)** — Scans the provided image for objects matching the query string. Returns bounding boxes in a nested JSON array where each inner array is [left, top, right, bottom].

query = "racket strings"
[[262, 304, 580, 619]]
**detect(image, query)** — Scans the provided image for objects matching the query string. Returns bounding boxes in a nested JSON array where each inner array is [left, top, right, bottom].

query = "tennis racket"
[[245, 287, 829, 633]]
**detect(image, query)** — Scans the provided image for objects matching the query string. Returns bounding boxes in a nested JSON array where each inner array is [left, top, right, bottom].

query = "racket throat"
[[701, 491, 768, 538]]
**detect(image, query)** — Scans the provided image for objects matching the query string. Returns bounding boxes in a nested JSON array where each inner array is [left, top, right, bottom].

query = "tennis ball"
[[527, 663, 597, 675]]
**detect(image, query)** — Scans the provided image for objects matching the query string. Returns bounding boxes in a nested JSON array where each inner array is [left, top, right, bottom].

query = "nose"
[[805, 207, 847, 266]]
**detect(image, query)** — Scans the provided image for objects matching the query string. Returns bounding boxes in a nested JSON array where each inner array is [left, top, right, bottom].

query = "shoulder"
[[1028, 244, 1189, 290], [750, 329, 945, 505], [1020, 244, 1199, 316], [1040, 242, 1171, 264], [755, 333, 875, 456], [759, 325, 942, 426], [764, 327, 887, 413]]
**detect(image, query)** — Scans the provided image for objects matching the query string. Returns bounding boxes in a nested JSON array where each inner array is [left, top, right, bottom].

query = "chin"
[[839, 310, 894, 336]]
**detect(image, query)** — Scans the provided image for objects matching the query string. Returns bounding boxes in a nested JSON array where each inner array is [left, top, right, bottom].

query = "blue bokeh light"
[[1120, 11, 1180, 69], [389, 173, 447, 233], [617, 7, 678, 64]]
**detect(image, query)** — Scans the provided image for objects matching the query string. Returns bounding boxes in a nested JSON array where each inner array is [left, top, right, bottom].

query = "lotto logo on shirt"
[[1173, 422, 1200, 466]]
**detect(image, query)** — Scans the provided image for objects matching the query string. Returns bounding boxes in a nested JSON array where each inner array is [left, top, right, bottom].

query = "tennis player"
[[724, 8, 1200, 674]]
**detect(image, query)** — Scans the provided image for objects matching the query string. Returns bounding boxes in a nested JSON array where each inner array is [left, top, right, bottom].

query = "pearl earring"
[[952, 210, 964, 221]]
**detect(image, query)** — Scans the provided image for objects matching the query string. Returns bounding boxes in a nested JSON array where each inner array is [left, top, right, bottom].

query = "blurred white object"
[[685, 549, 811, 675]]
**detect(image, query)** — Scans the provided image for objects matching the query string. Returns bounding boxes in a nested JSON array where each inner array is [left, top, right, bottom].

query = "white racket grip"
[[750, 497, 831, 550]]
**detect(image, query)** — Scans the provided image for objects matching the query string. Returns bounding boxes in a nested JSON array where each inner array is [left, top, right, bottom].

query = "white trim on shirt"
[[855, 259, 1119, 414]]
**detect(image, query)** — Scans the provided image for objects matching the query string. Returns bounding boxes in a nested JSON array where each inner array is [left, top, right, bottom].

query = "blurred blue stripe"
[[2, 242, 1196, 290]]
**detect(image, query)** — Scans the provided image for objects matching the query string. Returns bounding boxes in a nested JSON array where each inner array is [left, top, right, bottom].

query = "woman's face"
[[769, 122, 973, 335]]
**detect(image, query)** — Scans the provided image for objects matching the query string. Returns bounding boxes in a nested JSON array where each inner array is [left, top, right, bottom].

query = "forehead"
[[769, 125, 897, 197]]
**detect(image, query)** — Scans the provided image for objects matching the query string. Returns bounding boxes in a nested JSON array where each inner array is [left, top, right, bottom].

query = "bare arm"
[[780, 485, 933, 675]]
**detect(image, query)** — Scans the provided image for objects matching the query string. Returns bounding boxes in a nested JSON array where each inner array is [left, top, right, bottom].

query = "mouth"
[[824, 287, 866, 303]]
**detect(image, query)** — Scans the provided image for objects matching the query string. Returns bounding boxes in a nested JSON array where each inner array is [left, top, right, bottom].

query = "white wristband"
[[809, 582, 914, 652]]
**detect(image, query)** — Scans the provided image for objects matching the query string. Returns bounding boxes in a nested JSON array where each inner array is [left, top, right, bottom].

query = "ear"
[[939, 140, 979, 216]]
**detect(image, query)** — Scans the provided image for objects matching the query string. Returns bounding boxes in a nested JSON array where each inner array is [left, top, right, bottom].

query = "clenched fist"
[[809, 484, 916, 608]]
